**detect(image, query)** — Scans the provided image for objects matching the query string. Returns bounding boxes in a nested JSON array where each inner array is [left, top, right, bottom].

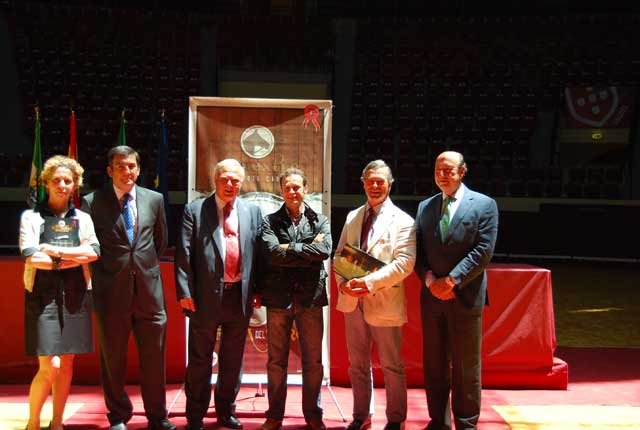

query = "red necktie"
[[360, 207, 374, 250], [223, 203, 240, 279]]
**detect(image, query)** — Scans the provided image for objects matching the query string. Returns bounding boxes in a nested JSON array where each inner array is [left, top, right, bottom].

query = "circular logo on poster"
[[240, 125, 275, 159]]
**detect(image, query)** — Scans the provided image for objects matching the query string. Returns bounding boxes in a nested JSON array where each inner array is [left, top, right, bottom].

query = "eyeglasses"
[[435, 168, 460, 178]]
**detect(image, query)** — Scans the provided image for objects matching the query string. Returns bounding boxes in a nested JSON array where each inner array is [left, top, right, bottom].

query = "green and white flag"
[[27, 108, 45, 208]]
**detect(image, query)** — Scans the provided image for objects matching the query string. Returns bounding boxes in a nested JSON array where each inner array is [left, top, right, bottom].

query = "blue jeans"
[[266, 305, 324, 421]]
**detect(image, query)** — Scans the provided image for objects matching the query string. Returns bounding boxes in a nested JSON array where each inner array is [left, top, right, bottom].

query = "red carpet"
[[1, 347, 639, 430]]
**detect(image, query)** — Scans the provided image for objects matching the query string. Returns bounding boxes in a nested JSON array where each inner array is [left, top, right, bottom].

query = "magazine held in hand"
[[334, 243, 385, 280], [43, 217, 80, 247]]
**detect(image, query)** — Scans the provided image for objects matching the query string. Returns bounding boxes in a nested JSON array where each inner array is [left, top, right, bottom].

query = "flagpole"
[[68, 108, 80, 207], [27, 105, 44, 208], [156, 108, 169, 216], [118, 109, 127, 147]]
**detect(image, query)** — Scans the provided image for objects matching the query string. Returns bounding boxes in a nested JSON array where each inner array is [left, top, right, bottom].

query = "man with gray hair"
[[175, 159, 263, 430], [334, 160, 416, 430]]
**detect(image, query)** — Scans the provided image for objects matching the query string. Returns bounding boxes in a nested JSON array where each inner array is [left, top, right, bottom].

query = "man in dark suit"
[[414, 151, 499, 430], [82, 146, 176, 430], [175, 159, 263, 430]]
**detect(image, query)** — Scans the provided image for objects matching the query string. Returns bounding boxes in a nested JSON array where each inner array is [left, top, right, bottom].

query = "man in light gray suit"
[[414, 151, 499, 430], [175, 159, 262, 430], [82, 146, 176, 430], [334, 160, 416, 430]]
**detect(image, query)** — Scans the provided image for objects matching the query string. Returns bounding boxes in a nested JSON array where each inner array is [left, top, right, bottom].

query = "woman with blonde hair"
[[19, 155, 99, 430]]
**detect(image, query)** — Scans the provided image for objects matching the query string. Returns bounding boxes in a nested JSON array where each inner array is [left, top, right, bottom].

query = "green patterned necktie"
[[440, 196, 454, 241]]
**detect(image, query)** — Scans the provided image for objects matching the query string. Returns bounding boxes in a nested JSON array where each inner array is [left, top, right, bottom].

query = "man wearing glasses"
[[414, 151, 499, 430]]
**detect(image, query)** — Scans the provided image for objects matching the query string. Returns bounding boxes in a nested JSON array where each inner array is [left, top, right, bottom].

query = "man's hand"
[[313, 233, 325, 244], [338, 278, 369, 298], [339, 282, 367, 298], [180, 297, 196, 312], [278, 243, 289, 250], [429, 277, 455, 301]]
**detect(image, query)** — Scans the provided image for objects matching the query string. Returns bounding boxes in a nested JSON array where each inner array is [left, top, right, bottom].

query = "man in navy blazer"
[[175, 159, 262, 430], [82, 146, 175, 430], [414, 151, 499, 430]]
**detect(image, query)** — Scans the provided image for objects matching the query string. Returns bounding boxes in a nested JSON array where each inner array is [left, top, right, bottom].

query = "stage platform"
[[1, 346, 638, 430]]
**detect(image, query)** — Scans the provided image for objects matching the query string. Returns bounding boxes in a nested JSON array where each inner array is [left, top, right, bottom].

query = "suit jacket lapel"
[[446, 188, 473, 242], [108, 186, 130, 245], [204, 196, 224, 258], [237, 199, 251, 258], [435, 193, 446, 242], [133, 188, 146, 247], [236, 198, 252, 310], [367, 203, 394, 251], [354, 206, 367, 249]]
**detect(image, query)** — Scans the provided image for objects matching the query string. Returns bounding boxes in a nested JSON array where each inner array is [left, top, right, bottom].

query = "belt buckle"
[[223, 282, 237, 291]]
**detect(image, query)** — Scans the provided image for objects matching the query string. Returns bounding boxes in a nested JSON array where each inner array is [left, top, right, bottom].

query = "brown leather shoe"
[[306, 417, 327, 430], [258, 418, 283, 430]]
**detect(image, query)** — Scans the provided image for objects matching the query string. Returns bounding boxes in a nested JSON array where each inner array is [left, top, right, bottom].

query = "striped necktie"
[[122, 193, 134, 243]]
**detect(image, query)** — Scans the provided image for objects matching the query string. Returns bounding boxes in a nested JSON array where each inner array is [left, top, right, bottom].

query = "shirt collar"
[[284, 203, 306, 224], [113, 184, 136, 202], [365, 196, 391, 216], [445, 183, 466, 202], [215, 194, 236, 211]]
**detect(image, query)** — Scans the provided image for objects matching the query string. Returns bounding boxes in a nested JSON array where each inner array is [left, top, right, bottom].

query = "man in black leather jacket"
[[255, 167, 332, 430]]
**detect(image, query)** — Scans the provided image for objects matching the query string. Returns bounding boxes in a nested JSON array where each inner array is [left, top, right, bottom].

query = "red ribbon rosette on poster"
[[303, 104, 321, 132]]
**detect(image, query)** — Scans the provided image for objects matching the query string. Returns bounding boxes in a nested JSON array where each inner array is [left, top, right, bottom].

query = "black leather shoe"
[[306, 417, 326, 430], [345, 417, 371, 430], [109, 423, 129, 430], [148, 418, 177, 430], [217, 414, 243, 429], [383, 422, 404, 430], [186, 420, 204, 430]]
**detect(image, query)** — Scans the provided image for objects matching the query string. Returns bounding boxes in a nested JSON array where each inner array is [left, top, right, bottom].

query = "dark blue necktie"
[[122, 193, 134, 243]]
